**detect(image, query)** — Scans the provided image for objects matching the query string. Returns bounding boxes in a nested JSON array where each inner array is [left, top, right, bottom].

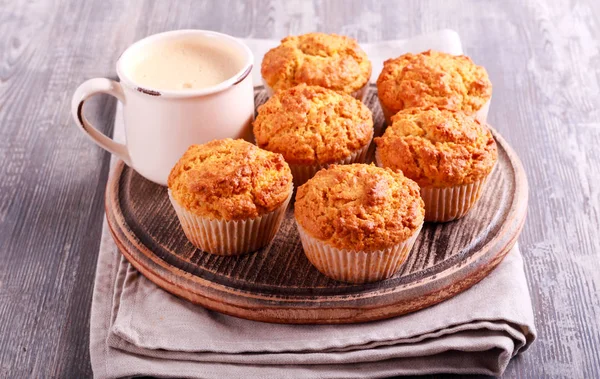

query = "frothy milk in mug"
[[126, 39, 240, 91]]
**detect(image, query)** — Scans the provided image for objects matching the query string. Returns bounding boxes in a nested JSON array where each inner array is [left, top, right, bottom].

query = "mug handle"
[[71, 78, 131, 165]]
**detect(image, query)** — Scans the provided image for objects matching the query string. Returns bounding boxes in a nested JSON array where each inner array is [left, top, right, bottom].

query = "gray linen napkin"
[[89, 30, 536, 378]]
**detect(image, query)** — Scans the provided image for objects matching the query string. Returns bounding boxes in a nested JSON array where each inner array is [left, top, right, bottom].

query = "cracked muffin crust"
[[168, 138, 293, 220], [261, 33, 372, 95], [375, 106, 497, 188], [253, 84, 373, 165], [376, 50, 492, 118], [295, 164, 424, 251]]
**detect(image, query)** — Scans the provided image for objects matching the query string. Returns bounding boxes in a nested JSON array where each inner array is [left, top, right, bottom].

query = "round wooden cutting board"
[[105, 86, 528, 324]]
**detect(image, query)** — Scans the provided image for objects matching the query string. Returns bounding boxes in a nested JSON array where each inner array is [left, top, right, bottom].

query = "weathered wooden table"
[[1, 0, 599, 377]]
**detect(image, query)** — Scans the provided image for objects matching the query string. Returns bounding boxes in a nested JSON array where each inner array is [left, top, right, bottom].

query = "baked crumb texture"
[[375, 106, 498, 188], [261, 33, 372, 94], [253, 84, 373, 166], [376, 50, 492, 117], [168, 138, 293, 220], [295, 164, 424, 251]]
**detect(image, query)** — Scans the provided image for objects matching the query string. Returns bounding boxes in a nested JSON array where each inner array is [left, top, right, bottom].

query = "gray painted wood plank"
[[0, 0, 598, 377]]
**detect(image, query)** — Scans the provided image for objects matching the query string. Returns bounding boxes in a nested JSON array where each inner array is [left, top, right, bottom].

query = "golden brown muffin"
[[376, 50, 492, 118], [295, 164, 424, 251], [254, 84, 373, 166], [375, 106, 497, 188], [261, 33, 371, 95], [168, 138, 293, 220]]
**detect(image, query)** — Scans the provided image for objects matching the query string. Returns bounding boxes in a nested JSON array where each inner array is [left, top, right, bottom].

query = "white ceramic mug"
[[71, 30, 255, 186]]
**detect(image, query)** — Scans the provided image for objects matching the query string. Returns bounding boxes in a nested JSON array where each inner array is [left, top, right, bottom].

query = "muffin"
[[376, 50, 492, 124], [253, 84, 373, 186], [374, 106, 497, 222], [295, 164, 424, 283], [168, 139, 293, 255], [261, 33, 372, 100]]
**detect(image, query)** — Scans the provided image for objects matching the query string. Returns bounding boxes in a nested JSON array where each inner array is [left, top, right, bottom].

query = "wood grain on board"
[[0, 0, 599, 377]]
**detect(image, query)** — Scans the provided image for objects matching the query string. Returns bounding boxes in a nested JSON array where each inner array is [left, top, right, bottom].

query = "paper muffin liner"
[[378, 98, 492, 125], [475, 98, 491, 123], [350, 82, 369, 102], [375, 150, 489, 222], [262, 78, 275, 97], [168, 187, 293, 255], [419, 178, 488, 222], [290, 141, 371, 187], [378, 99, 397, 125], [262, 77, 369, 102], [296, 222, 423, 284]]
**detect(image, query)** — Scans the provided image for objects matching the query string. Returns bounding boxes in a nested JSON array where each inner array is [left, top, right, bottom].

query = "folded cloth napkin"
[[90, 30, 536, 378]]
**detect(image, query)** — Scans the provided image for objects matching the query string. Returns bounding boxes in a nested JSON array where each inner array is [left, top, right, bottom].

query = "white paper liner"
[[296, 223, 423, 284], [350, 83, 369, 102], [289, 140, 372, 187], [261, 78, 275, 97], [262, 77, 369, 102], [475, 98, 491, 123], [419, 179, 488, 222], [378, 98, 492, 125], [375, 150, 489, 222], [168, 188, 293, 255], [378, 99, 397, 125]]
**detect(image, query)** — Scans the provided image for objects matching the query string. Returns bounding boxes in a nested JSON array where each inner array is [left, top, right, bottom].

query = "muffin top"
[[295, 164, 424, 251], [375, 107, 497, 188], [168, 139, 293, 220], [261, 33, 372, 94], [253, 84, 373, 165], [376, 50, 492, 116]]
